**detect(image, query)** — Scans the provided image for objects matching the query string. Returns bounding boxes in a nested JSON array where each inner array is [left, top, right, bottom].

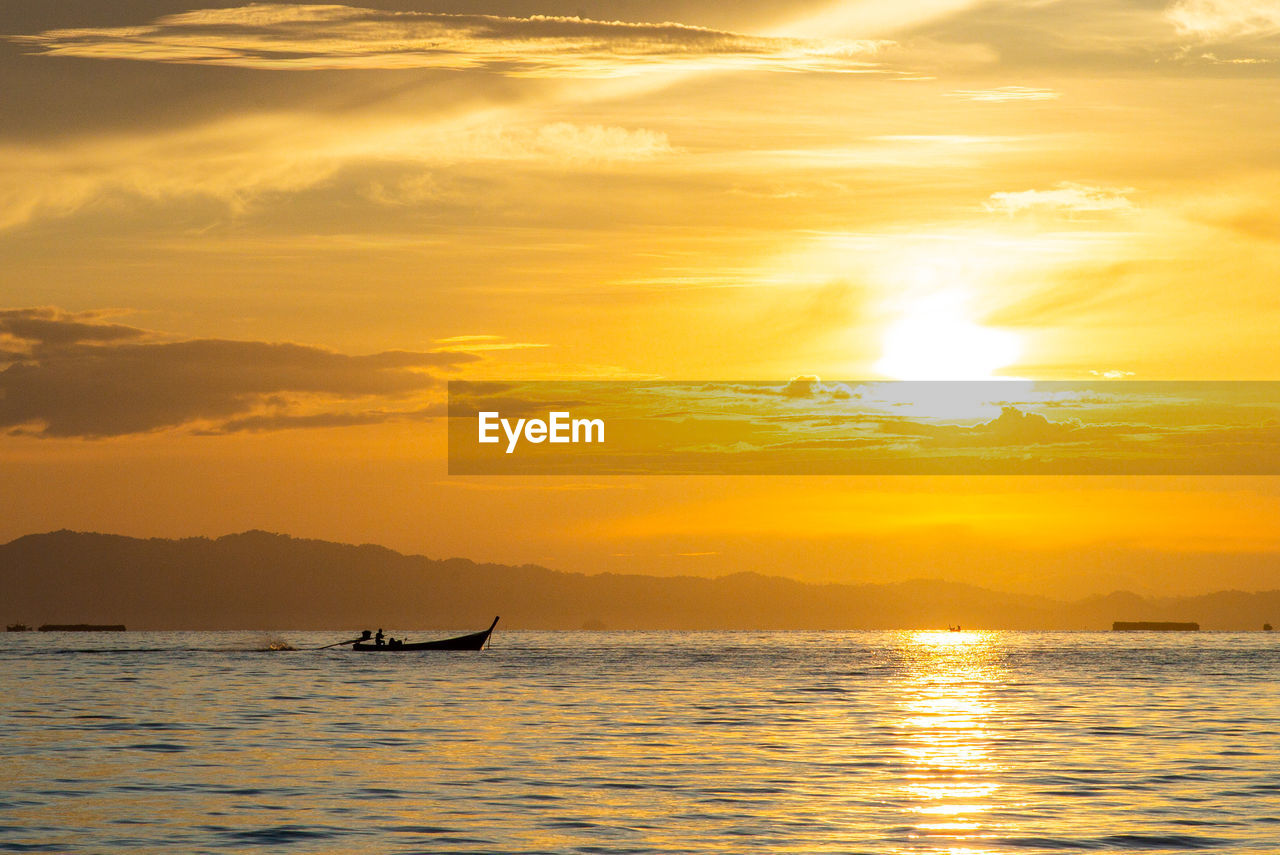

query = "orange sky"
[[2, 1, 1280, 597]]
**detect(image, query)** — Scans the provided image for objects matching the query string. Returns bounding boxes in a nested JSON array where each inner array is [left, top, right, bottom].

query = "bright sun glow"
[[875, 292, 1022, 380]]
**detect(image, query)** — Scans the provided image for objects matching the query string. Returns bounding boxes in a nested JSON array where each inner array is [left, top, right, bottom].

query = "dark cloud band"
[[0, 308, 474, 437], [9, 5, 883, 75]]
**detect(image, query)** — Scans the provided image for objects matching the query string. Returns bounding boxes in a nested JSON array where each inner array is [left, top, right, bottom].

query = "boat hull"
[[350, 617, 498, 651]]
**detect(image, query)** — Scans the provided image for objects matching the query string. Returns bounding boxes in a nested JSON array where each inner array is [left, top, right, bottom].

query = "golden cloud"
[[10, 5, 886, 76]]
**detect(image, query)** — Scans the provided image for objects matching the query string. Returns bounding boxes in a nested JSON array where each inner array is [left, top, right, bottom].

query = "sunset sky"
[[3, 0, 1280, 598]]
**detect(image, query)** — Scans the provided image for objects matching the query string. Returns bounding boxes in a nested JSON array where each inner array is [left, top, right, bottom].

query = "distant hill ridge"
[[2, 530, 1277, 631]]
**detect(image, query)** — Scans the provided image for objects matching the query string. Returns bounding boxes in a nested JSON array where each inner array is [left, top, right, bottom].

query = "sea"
[[2, 630, 1277, 853]]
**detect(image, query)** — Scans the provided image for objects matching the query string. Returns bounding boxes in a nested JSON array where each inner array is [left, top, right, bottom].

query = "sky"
[[3, 0, 1280, 598]]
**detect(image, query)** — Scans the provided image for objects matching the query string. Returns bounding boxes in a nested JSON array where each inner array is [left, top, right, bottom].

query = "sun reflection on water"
[[894, 630, 1006, 853]]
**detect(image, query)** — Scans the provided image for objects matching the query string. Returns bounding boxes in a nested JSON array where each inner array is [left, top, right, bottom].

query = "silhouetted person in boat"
[[359, 630, 372, 642], [375, 628, 385, 647]]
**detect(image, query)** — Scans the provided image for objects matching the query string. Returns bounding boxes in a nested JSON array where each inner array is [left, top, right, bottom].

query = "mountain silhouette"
[[2, 530, 1276, 630]]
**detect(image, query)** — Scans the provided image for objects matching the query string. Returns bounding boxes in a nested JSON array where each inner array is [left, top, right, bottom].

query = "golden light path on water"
[[895, 631, 1004, 853]]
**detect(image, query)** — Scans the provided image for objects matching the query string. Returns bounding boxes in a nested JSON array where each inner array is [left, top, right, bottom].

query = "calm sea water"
[[2, 631, 1277, 853]]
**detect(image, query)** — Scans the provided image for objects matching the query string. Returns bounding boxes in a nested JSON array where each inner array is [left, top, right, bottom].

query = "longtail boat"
[[350, 617, 499, 651]]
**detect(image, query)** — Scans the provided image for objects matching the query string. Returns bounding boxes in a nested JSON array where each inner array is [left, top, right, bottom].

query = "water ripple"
[[1, 631, 1278, 853]]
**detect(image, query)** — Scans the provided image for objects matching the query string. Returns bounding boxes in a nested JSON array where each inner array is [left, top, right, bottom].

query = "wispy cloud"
[[985, 182, 1136, 215], [433, 334, 549, 353], [0, 308, 475, 438], [9, 4, 885, 77], [435, 335, 506, 344], [1168, 0, 1280, 40], [946, 86, 1060, 102], [1197, 52, 1274, 63], [0, 114, 671, 231]]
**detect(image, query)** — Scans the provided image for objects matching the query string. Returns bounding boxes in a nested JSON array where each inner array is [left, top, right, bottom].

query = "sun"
[[874, 292, 1022, 380]]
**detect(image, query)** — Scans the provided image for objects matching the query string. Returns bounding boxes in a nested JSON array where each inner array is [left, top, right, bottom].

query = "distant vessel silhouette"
[[37, 624, 126, 632], [6, 623, 31, 632], [1112, 621, 1198, 631]]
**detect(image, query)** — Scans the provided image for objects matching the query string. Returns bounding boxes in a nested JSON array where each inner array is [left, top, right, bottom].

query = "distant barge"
[[1112, 621, 1199, 631], [37, 624, 127, 632]]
